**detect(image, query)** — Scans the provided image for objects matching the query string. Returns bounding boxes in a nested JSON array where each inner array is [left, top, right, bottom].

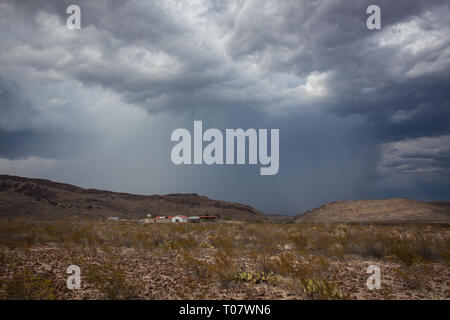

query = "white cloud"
[[295, 71, 332, 98]]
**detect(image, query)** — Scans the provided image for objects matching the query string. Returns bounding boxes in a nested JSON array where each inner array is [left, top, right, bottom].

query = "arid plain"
[[0, 176, 449, 300]]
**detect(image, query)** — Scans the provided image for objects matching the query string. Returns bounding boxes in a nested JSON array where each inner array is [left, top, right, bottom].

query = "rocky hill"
[[0, 175, 266, 221], [296, 198, 450, 224]]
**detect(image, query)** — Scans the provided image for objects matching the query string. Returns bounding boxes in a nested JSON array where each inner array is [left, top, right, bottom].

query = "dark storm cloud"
[[374, 134, 450, 203], [3, 0, 448, 124], [0, 0, 449, 213], [224, 0, 450, 138], [0, 130, 82, 159], [0, 78, 83, 159]]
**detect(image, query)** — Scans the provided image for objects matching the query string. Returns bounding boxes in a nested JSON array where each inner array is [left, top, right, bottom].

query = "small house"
[[171, 215, 188, 223], [188, 216, 200, 223], [154, 216, 171, 223]]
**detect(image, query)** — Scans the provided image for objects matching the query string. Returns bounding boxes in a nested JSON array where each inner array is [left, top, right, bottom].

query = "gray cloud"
[[0, 0, 449, 213], [378, 135, 450, 175]]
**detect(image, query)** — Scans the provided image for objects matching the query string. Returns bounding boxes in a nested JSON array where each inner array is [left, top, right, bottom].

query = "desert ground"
[[0, 218, 448, 300]]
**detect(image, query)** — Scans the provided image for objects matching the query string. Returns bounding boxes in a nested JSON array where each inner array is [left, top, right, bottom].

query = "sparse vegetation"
[[234, 270, 275, 285], [298, 277, 345, 300], [84, 261, 138, 299], [0, 218, 449, 299], [2, 268, 56, 300]]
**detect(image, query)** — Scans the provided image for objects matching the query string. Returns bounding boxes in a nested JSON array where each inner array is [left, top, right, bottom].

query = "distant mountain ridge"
[[0, 175, 266, 221], [296, 198, 450, 224], [2, 175, 449, 224]]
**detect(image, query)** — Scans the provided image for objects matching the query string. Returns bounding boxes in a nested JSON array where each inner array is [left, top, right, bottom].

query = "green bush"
[[234, 270, 275, 284]]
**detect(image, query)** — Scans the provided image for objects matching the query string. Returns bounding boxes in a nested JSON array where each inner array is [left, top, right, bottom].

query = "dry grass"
[[0, 218, 449, 299], [1, 219, 448, 265], [84, 261, 139, 299], [2, 268, 56, 300]]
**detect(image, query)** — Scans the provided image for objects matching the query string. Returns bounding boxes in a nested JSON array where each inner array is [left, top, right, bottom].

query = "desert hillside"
[[296, 199, 450, 224], [0, 175, 266, 221]]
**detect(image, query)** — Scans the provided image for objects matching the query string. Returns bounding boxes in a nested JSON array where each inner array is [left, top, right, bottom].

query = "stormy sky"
[[0, 0, 449, 214]]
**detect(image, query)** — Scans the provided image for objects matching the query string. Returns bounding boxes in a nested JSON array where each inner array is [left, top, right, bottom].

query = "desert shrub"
[[85, 262, 138, 299], [179, 250, 209, 278], [299, 277, 345, 300], [337, 226, 450, 263], [210, 234, 235, 251], [133, 231, 155, 250], [412, 232, 448, 262], [253, 252, 276, 274], [394, 264, 430, 290], [206, 251, 238, 287], [341, 230, 389, 259], [388, 241, 422, 265], [234, 270, 275, 285], [160, 239, 179, 250], [311, 234, 335, 255], [383, 232, 443, 265], [335, 224, 349, 233], [3, 268, 56, 300], [0, 219, 105, 248], [264, 251, 297, 276], [155, 236, 195, 250], [177, 237, 198, 249], [259, 251, 330, 281], [199, 240, 215, 249], [288, 234, 308, 250], [151, 233, 166, 248], [347, 240, 386, 259], [302, 255, 330, 277], [70, 225, 99, 247]]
